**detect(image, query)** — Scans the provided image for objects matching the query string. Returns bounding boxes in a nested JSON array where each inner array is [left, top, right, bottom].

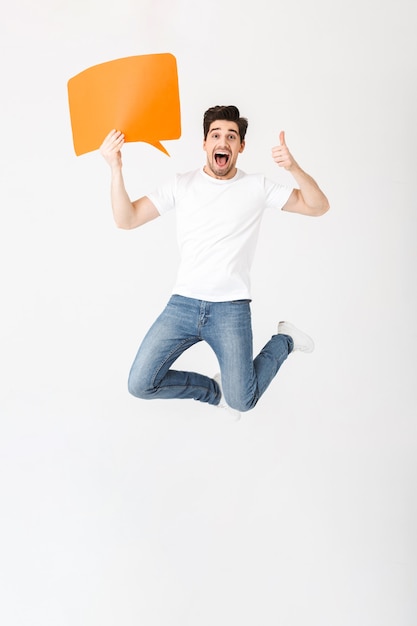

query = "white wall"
[[1, 1, 416, 624]]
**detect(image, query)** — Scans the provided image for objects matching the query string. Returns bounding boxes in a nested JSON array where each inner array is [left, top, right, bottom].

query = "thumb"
[[279, 130, 286, 146]]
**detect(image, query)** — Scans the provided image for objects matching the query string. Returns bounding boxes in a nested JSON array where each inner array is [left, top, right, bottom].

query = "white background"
[[1, 0, 416, 624]]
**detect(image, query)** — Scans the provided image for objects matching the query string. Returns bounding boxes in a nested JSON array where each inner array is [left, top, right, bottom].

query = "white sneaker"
[[277, 321, 315, 353], [213, 373, 241, 421]]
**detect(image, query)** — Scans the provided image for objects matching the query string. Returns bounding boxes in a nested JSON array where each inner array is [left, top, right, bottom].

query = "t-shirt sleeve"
[[263, 176, 294, 210], [147, 175, 178, 216]]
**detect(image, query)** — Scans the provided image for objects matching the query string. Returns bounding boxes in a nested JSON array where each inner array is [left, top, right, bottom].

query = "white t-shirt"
[[148, 168, 293, 301]]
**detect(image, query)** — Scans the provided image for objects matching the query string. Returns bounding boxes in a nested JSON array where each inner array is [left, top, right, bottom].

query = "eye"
[[228, 134, 236, 140]]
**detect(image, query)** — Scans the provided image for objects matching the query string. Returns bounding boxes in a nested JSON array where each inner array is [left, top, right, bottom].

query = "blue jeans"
[[128, 295, 293, 412]]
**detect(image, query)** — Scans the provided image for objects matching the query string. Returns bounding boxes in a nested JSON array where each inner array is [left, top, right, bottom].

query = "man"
[[100, 105, 329, 418]]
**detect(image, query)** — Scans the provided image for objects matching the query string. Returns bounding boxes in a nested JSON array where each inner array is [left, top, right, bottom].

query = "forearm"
[[110, 166, 137, 229], [290, 162, 330, 216]]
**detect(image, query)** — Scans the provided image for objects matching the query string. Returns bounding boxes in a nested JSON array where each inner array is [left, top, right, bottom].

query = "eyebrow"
[[210, 127, 238, 135]]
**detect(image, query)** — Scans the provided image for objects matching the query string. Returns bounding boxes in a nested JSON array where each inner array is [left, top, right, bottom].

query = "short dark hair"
[[203, 105, 248, 142]]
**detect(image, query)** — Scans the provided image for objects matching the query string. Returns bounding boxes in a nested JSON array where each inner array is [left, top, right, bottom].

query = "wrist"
[[110, 163, 123, 176]]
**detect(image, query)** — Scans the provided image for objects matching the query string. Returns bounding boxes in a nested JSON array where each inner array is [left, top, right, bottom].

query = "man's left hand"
[[271, 131, 297, 171]]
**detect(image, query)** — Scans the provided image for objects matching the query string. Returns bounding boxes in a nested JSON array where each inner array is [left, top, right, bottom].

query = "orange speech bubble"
[[67, 53, 181, 156]]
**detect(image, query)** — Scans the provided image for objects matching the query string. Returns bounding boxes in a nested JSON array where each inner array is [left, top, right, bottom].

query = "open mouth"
[[214, 152, 230, 167]]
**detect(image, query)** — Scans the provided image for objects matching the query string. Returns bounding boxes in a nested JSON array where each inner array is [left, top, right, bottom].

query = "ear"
[[239, 140, 246, 153]]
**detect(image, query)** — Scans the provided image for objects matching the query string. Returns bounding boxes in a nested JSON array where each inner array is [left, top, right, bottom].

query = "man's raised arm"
[[272, 131, 330, 217], [100, 130, 160, 229]]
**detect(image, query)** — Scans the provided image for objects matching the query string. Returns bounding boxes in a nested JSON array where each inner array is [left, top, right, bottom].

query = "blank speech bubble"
[[67, 53, 181, 156]]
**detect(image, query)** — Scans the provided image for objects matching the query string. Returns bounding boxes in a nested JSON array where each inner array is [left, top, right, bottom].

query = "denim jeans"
[[128, 294, 293, 412]]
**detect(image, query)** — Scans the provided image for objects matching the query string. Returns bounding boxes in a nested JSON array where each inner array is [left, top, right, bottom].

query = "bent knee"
[[226, 395, 258, 413], [128, 372, 156, 399]]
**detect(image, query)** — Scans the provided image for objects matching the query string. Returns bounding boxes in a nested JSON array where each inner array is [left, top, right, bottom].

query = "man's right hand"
[[100, 129, 125, 169]]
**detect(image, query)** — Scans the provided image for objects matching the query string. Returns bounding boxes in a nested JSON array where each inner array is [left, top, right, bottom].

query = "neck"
[[203, 165, 237, 180]]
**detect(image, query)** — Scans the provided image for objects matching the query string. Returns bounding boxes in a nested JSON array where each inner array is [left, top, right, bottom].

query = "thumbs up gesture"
[[271, 131, 296, 171]]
